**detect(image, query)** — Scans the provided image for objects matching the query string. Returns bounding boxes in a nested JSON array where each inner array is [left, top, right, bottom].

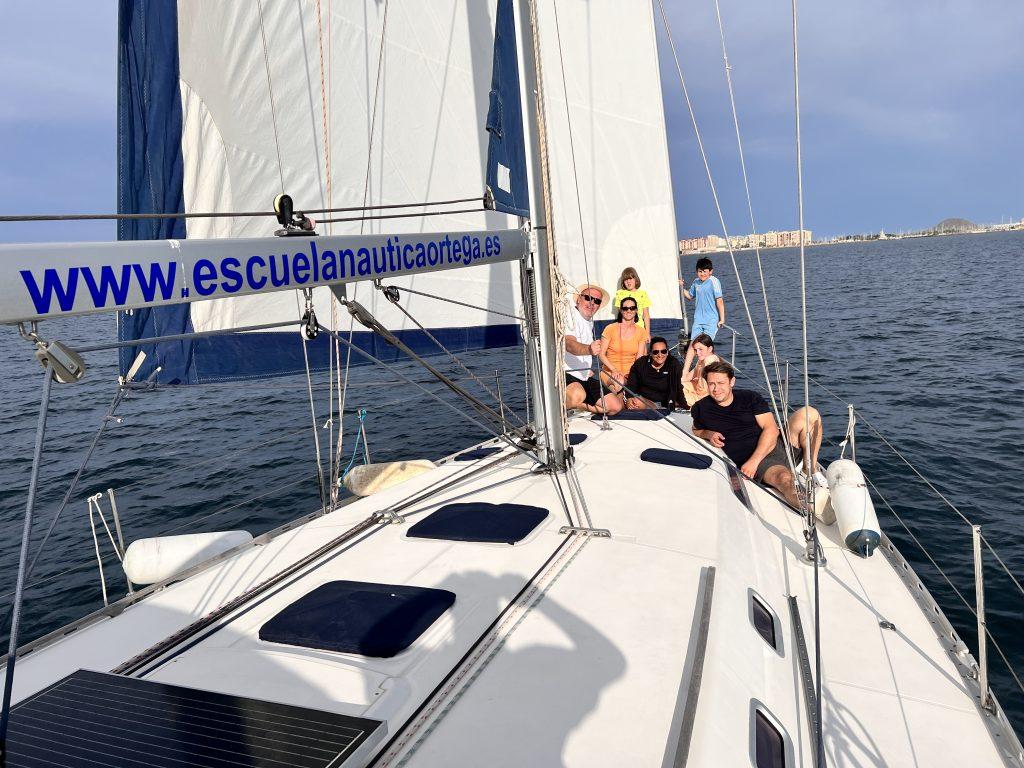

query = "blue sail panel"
[[116, 0, 193, 383], [485, 0, 530, 217]]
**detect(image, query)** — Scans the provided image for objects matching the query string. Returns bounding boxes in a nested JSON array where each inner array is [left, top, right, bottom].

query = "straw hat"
[[575, 282, 610, 309]]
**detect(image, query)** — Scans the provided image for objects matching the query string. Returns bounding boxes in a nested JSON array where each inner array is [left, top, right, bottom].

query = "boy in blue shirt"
[[681, 257, 726, 382], [681, 257, 726, 339]]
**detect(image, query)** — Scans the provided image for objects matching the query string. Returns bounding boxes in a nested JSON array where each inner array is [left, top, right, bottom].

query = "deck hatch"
[[591, 408, 668, 420], [639, 448, 712, 470], [454, 446, 503, 460], [407, 502, 548, 544], [5, 668, 383, 768], [260, 580, 455, 657]]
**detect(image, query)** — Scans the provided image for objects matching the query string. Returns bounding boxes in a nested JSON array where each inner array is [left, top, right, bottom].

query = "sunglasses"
[[651, 349, 669, 356], [581, 294, 603, 306], [621, 305, 637, 312]]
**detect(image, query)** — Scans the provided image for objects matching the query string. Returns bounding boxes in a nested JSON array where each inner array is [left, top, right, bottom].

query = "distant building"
[[680, 229, 812, 253], [678, 235, 722, 253]]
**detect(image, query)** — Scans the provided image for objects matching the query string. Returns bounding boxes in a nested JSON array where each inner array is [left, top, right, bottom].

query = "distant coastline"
[[680, 219, 1024, 254]]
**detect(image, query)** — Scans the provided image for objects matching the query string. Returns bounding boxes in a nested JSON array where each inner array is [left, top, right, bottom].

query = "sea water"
[[0, 230, 1021, 731]]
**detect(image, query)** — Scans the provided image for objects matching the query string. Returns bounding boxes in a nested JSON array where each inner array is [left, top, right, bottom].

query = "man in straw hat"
[[564, 283, 623, 415]]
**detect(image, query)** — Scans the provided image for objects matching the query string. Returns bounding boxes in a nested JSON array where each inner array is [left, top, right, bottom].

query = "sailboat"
[[0, 1, 1020, 766]]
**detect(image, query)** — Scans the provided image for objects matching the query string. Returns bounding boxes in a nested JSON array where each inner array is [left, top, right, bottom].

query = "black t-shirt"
[[690, 389, 771, 466], [626, 355, 683, 408]]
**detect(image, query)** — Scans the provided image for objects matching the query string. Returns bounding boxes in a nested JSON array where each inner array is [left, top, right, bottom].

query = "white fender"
[[826, 459, 881, 556], [122, 530, 253, 585], [343, 460, 436, 497]]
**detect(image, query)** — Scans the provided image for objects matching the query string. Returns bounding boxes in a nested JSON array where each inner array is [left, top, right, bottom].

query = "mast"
[[514, 0, 567, 469]]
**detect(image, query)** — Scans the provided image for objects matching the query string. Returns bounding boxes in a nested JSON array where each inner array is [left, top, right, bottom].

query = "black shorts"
[[566, 373, 602, 406], [754, 441, 803, 483]]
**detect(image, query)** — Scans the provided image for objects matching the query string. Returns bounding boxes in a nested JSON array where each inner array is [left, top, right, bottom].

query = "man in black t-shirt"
[[690, 361, 822, 507], [624, 336, 684, 410]]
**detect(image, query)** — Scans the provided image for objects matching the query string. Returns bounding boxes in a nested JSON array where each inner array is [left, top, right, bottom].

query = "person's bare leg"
[[596, 393, 623, 415], [787, 405, 822, 473], [565, 382, 586, 411], [762, 465, 801, 508]]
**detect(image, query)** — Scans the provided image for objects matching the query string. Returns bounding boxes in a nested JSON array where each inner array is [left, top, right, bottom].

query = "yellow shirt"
[[613, 288, 652, 328]]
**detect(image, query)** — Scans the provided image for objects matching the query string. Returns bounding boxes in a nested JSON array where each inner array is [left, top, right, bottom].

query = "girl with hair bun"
[[613, 266, 652, 330]]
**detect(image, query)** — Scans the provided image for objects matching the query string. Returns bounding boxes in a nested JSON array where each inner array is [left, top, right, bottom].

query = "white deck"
[[10, 413, 1017, 767]]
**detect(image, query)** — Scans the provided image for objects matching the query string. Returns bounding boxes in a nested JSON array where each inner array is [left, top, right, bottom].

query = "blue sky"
[[2, 2, 1022, 243]]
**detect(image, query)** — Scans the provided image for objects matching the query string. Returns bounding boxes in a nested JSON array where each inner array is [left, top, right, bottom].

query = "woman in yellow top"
[[612, 266, 652, 330], [599, 298, 649, 392], [682, 333, 720, 408]]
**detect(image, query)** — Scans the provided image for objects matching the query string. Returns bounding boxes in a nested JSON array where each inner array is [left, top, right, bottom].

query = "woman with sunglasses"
[[624, 336, 684, 410], [598, 298, 649, 393]]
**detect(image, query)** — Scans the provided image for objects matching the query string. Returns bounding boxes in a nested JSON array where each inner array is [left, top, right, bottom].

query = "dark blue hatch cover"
[[6, 668, 384, 767], [454, 446, 503, 460], [640, 448, 713, 469], [569, 432, 587, 445], [407, 502, 548, 544], [592, 409, 669, 420], [260, 580, 455, 657]]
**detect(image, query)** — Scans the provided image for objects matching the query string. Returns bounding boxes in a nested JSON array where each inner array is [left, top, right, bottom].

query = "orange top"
[[601, 322, 649, 375]]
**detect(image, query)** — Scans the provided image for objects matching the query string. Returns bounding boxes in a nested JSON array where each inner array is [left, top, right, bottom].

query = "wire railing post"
[[972, 525, 994, 713], [847, 404, 857, 462], [783, 360, 790, 415]]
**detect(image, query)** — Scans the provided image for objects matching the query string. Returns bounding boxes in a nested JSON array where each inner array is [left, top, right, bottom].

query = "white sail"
[[535, 0, 682, 327]]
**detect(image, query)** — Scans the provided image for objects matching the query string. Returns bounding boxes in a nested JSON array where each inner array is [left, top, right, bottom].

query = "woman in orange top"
[[598, 298, 649, 393]]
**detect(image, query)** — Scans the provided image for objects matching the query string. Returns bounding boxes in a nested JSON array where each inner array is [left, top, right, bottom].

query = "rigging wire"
[[380, 289, 525, 427], [0, 197, 486, 224], [257, 0, 287, 194], [711, 0, 787, 400], [787, 0, 825, 759], [333, 0, 391, 494], [653, 0, 798, 480], [550, 1, 594, 290], [377, 284, 524, 321]]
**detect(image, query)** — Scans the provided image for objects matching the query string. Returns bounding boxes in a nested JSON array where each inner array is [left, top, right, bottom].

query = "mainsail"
[[117, 0, 680, 384]]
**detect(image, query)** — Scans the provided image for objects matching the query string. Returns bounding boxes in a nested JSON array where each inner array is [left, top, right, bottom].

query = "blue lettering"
[[292, 252, 311, 284], [451, 239, 462, 261], [219, 257, 243, 293], [246, 255, 267, 290], [132, 262, 177, 302], [485, 236, 493, 257], [402, 243, 415, 270], [473, 237, 482, 259], [356, 248, 371, 276], [493, 234, 500, 256], [371, 246, 386, 273], [321, 249, 338, 281], [415, 243, 427, 268], [268, 254, 290, 287], [192, 259, 218, 297], [81, 264, 134, 307], [340, 249, 355, 278], [426, 242, 439, 266], [310, 242, 320, 283], [19, 268, 79, 314]]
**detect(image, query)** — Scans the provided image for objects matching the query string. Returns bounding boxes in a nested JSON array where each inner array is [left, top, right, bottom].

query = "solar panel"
[[5, 669, 385, 768]]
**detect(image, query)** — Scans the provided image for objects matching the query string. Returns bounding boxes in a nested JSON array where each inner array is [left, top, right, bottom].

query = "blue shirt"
[[689, 276, 723, 326]]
